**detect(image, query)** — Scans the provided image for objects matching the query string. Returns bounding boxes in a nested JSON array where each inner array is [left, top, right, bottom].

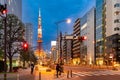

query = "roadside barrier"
[[39, 72, 41, 80], [67, 70, 72, 78]]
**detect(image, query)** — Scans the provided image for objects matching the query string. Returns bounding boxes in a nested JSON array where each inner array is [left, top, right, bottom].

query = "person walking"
[[56, 64, 61, 78], [31, 62, 34, 74]]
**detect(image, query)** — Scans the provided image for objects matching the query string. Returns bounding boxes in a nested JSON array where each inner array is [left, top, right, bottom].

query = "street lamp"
[[55, 18, 71, 37], [55, 18, 71, 64]]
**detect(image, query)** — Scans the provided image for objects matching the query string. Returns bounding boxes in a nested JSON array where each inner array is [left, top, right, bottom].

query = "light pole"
[[55, 19, 71, 37], [55, 18, 71, 64]]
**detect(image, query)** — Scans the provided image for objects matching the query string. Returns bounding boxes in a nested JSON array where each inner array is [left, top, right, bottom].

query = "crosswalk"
[[73, 70, 120, 76]]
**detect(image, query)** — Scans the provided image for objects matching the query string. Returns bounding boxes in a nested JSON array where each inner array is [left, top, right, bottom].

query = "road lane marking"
[[73, 70, 120, 76]]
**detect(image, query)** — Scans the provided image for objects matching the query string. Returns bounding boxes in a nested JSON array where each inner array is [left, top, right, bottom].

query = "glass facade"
[[95, 0, 105, 65]]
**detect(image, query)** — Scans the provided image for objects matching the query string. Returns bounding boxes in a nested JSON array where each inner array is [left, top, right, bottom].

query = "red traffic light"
[[0, 4, 7, 14], [81, 36, 87, 40], [78, 36, 87, 41], [23, 43, 28, 48], [2, 9, 7, 14], [23, 42, 28, 50]]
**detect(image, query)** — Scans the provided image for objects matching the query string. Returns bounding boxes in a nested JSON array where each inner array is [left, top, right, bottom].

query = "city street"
[[33, 65, 120, 80], [0, 65, 120, 80], [0, 0, 120, 80]]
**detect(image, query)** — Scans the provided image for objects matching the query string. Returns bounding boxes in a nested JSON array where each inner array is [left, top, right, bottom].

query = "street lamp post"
[[55, 18, 71, 64], [55, 19, 71, 38]]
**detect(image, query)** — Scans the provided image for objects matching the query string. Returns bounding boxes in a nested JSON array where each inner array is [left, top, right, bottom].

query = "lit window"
[[118, 39, 120, 42], [114, 11, 120, 15]]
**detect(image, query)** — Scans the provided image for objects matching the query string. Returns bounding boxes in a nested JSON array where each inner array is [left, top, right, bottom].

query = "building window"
[[114, 27, 120, 31], [114, 19, 120, 23], [114, 11, 120, 15], [114, 3, 120, 8]]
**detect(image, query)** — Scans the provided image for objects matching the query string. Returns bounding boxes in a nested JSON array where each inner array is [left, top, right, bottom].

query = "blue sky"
[[22, 0, 95, 51]]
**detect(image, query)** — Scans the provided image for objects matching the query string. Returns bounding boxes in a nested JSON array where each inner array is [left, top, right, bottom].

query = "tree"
[[20, 49, 37, 68], [0, 14, 25, 72]]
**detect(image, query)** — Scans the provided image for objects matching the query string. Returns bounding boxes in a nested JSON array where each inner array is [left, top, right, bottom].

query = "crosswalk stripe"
[[73, 70, 120, 76]]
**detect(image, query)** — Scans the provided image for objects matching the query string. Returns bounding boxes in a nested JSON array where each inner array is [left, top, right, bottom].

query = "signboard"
[[65, 35, 78, 40]]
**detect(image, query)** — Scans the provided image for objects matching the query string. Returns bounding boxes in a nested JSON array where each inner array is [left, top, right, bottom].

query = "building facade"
[[86, 8, 95, 65], [0, 0, 22, 20], [62, 34, 73, 64], [95, 0, 106, 65], [72, 18, 81, 65], [25, 23, 33, 47], [80, 8, 95, 65], [96, 0, 120, 65]]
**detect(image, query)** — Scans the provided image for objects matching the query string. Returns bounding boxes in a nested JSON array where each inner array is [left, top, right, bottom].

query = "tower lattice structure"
[[37, 9, 43, 59]]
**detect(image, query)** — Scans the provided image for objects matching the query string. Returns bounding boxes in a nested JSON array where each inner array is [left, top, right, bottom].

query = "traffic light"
[[23, 42, 28, 50], [81, 36, 87, 40], [78, 36, 87, 41], [0, 4, 7, 14]]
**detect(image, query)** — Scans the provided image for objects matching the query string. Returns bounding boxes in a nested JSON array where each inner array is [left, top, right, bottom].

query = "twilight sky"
[[22, 0, 95, 51]]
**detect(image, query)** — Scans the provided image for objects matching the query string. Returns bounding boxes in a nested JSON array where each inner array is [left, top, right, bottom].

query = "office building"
[[25, 23, 33, 47], [96, 0, 120, 65], [0, 0, 22, 20], [72, 18, 81, 65]]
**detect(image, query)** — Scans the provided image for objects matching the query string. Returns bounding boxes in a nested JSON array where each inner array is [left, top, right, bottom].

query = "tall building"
[[86, 8, 95, 65], [51, 41, 57, 63], [80, 14, 87, 65], [72, 8, 95, 65], [95, 0, 106, 65], [105, 0, 120, 64], [0, 0, 22, 20], [72, 18, 81, 65], [96, 0, 120, 65], [62, 33, 73, 64], [25, 23, 33, 47]]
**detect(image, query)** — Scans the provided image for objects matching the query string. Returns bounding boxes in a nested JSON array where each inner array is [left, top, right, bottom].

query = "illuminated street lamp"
[[66, 18, 71, 23], [55, 18, 71, 37], [55, 18, 71, 64]]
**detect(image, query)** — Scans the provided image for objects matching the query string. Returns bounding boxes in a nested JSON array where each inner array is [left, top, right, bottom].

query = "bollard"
[[17, 74, 19, 80], [70, 70, 72, 78], [39, 72, 41, 80], [67, 71, 69, 78]]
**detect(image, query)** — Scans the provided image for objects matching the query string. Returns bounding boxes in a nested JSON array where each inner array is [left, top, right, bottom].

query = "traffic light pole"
[[4, 4, 7, 80]]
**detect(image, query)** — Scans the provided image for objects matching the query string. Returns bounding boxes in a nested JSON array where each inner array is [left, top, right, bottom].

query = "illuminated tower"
[[37, 9, 43, 59]]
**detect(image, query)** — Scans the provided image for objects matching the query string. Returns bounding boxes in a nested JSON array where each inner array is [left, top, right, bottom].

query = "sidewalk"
[[0, 68, 34, 80], [18, 68, 34, 80], [34, 65, 68, 80], [0, 66, 74, 80]]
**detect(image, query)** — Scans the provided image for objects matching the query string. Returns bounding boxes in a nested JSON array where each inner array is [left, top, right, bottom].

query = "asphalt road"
[[63, 65, 120, 80]]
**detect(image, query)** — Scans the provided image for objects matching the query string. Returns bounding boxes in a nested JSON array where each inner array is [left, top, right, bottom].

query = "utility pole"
[[3, 4, 7, 80]]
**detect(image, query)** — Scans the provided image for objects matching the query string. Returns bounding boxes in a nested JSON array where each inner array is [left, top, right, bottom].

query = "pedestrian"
[[31, 62, 34, 74], [56, 64, 61, 78]]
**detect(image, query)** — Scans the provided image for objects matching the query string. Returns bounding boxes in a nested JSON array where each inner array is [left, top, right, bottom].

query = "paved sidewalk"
[[0, 66, 75, 80], [0, 68, 34, 80], [18, 68, 34, 80], [34, 65, 68, 80]]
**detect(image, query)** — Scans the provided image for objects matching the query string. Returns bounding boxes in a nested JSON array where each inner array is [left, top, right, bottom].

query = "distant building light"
[[51, 41, 56, 46]]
